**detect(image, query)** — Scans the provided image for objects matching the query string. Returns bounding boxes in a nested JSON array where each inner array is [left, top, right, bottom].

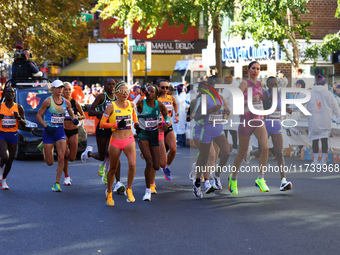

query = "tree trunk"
[[214, 17, 222, 79]]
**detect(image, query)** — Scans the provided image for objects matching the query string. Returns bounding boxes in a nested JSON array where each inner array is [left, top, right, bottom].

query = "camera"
[[13, 43, 32, 62]]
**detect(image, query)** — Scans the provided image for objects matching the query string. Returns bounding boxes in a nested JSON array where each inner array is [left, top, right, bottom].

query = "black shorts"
[[96, 123, 112, 139], [137, 129, 159, 147], [164, 124, 174, 138], [64, 128, 78, 138]]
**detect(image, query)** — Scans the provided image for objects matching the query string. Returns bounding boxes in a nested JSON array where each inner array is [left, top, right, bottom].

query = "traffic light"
[[123, 36, 128, 55]]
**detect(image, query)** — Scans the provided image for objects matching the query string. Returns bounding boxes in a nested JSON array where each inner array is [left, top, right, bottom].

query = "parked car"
[[6, 79, 87, 159]]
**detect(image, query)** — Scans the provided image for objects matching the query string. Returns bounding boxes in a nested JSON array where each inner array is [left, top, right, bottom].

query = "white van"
[[170, 60, 209, 87]]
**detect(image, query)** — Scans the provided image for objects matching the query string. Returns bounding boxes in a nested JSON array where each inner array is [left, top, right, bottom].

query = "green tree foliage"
[[0, 0, 95, 65], [229, 0, 312, 68], [93, 0, 235, 78], [304, 2, 340, 65]]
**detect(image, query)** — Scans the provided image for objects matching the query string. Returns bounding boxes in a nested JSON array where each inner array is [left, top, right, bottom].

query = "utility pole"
[[125, 23, 133, 87]]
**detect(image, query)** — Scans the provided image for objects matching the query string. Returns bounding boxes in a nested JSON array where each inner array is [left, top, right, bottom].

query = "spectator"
[[295, 68, 305, 79], [71, 80, 85, 104], [174, 84, 187, 147], [277, 70, 288, 88]]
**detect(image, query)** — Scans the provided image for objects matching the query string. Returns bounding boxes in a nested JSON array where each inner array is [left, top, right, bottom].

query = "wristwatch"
[[175, 113, 179, 116]]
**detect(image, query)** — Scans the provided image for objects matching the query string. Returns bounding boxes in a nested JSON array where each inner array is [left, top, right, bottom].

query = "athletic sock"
[[258, 174, 264, 179]]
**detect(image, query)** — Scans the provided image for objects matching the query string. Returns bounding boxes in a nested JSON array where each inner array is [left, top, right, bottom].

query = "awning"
[[60, 54, 184, 77]]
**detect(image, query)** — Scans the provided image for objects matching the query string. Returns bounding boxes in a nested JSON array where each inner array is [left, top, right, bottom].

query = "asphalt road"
[[1, 135, 340, 255]]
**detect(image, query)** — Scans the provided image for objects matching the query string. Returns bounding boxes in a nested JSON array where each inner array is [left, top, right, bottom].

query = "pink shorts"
[[158, 131, 164, 141], [109, 135, 135, 150]]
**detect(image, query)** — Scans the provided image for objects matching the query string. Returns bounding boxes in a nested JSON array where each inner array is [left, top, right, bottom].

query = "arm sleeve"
[[99, 115, 118, 129]]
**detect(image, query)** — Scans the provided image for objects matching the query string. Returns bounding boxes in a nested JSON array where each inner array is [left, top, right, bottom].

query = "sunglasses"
[[160, 86, 169, 90], [116, 89, 130, 94]]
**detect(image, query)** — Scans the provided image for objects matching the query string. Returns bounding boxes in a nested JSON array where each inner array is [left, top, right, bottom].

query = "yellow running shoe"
[[150, 184, 157, 194], [105, 190, 114, 207], [125, 188, 135, 203], [255, 178, 270, 192], [228, 173, 238, 195]]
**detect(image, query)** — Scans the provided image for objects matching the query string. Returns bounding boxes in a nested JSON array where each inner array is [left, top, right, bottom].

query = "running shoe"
[[63, 177, 72, 186], [255, 177, 270, 192], [228, 173, 238, 195], [98, 164, 105, 177], [105, 190, 114, 207], [113, 181, 125, 194], [162, 167, 172, 181], [143, 189, 151, 201], [189, 162, 196, 181], [1, 179, 9, 190], [193, 180, 203, 199], [37, 141, 44, 153], [280, 180, 292, 191], [51, 183, 62, 192], [81, 146, 93, 163], [205, 181, 215, 194], [124, 188, 135, 203], [150, 184, 157, 194], [102, 172, 108, 184], [231, 148, 238, 155], [213, 174, 222, 190], [243, 146, 252, 164]]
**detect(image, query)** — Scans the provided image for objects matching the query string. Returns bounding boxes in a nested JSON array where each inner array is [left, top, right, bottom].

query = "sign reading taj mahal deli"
[[134, 40, 207, 54]]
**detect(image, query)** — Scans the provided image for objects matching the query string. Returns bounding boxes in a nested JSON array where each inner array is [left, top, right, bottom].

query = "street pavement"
[[1, 135, 340, 255]]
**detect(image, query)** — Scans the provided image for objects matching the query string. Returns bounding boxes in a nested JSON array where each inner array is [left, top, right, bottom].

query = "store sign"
[[134, 40, 207, 54], [221, 40, 275, 62]]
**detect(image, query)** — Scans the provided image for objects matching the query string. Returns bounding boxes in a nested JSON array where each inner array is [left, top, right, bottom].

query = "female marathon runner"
[[0, 86, 26, 190], [100, 82, 138, 206], [157, 79, 179, 181], [62, 82, 85, 185], [193, 80, 231, 199], [36, 80, 79, 192], [228, 61, 270, 195], [136, 85, 169, 201], [82, 78, 125, 193]]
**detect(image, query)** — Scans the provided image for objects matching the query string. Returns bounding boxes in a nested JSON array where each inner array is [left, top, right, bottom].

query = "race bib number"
[[209, 113, 224, 124], [253, 101, 264, 111], [144, 117, 158, 129], [51, 114, 64, 126], [268, 109, 281, 119], [2, 116, 16, 128]]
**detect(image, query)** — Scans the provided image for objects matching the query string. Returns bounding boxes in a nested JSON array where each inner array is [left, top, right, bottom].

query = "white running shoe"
[[63, 177, 72, 186], [143, 189, 151, 201], [189, 162, 196, 181], [280, 180, 292, 191], [193, 180, 203, 199], [1, 179, 9, 190], [204, 180, 215, 194], [231, 148, 238, 155], [213, 175, 222, 190], [81, 146, 93, 163], [113, 181, 125, 194], [243, 146, 252, 164]]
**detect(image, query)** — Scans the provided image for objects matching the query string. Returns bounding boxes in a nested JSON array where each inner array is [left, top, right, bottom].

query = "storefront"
[[220, 39, 334, 87]]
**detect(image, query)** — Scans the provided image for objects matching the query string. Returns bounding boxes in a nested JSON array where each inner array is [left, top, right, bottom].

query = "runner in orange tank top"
[[156, 79, 179, 181], [0, 86, 26, 190]]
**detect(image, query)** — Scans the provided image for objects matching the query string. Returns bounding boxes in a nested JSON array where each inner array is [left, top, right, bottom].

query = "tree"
[[93, 0, 235, 79], [304, 2, 340, 65], [0, 0, 95, 65], [228, 0, 312, 69]]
